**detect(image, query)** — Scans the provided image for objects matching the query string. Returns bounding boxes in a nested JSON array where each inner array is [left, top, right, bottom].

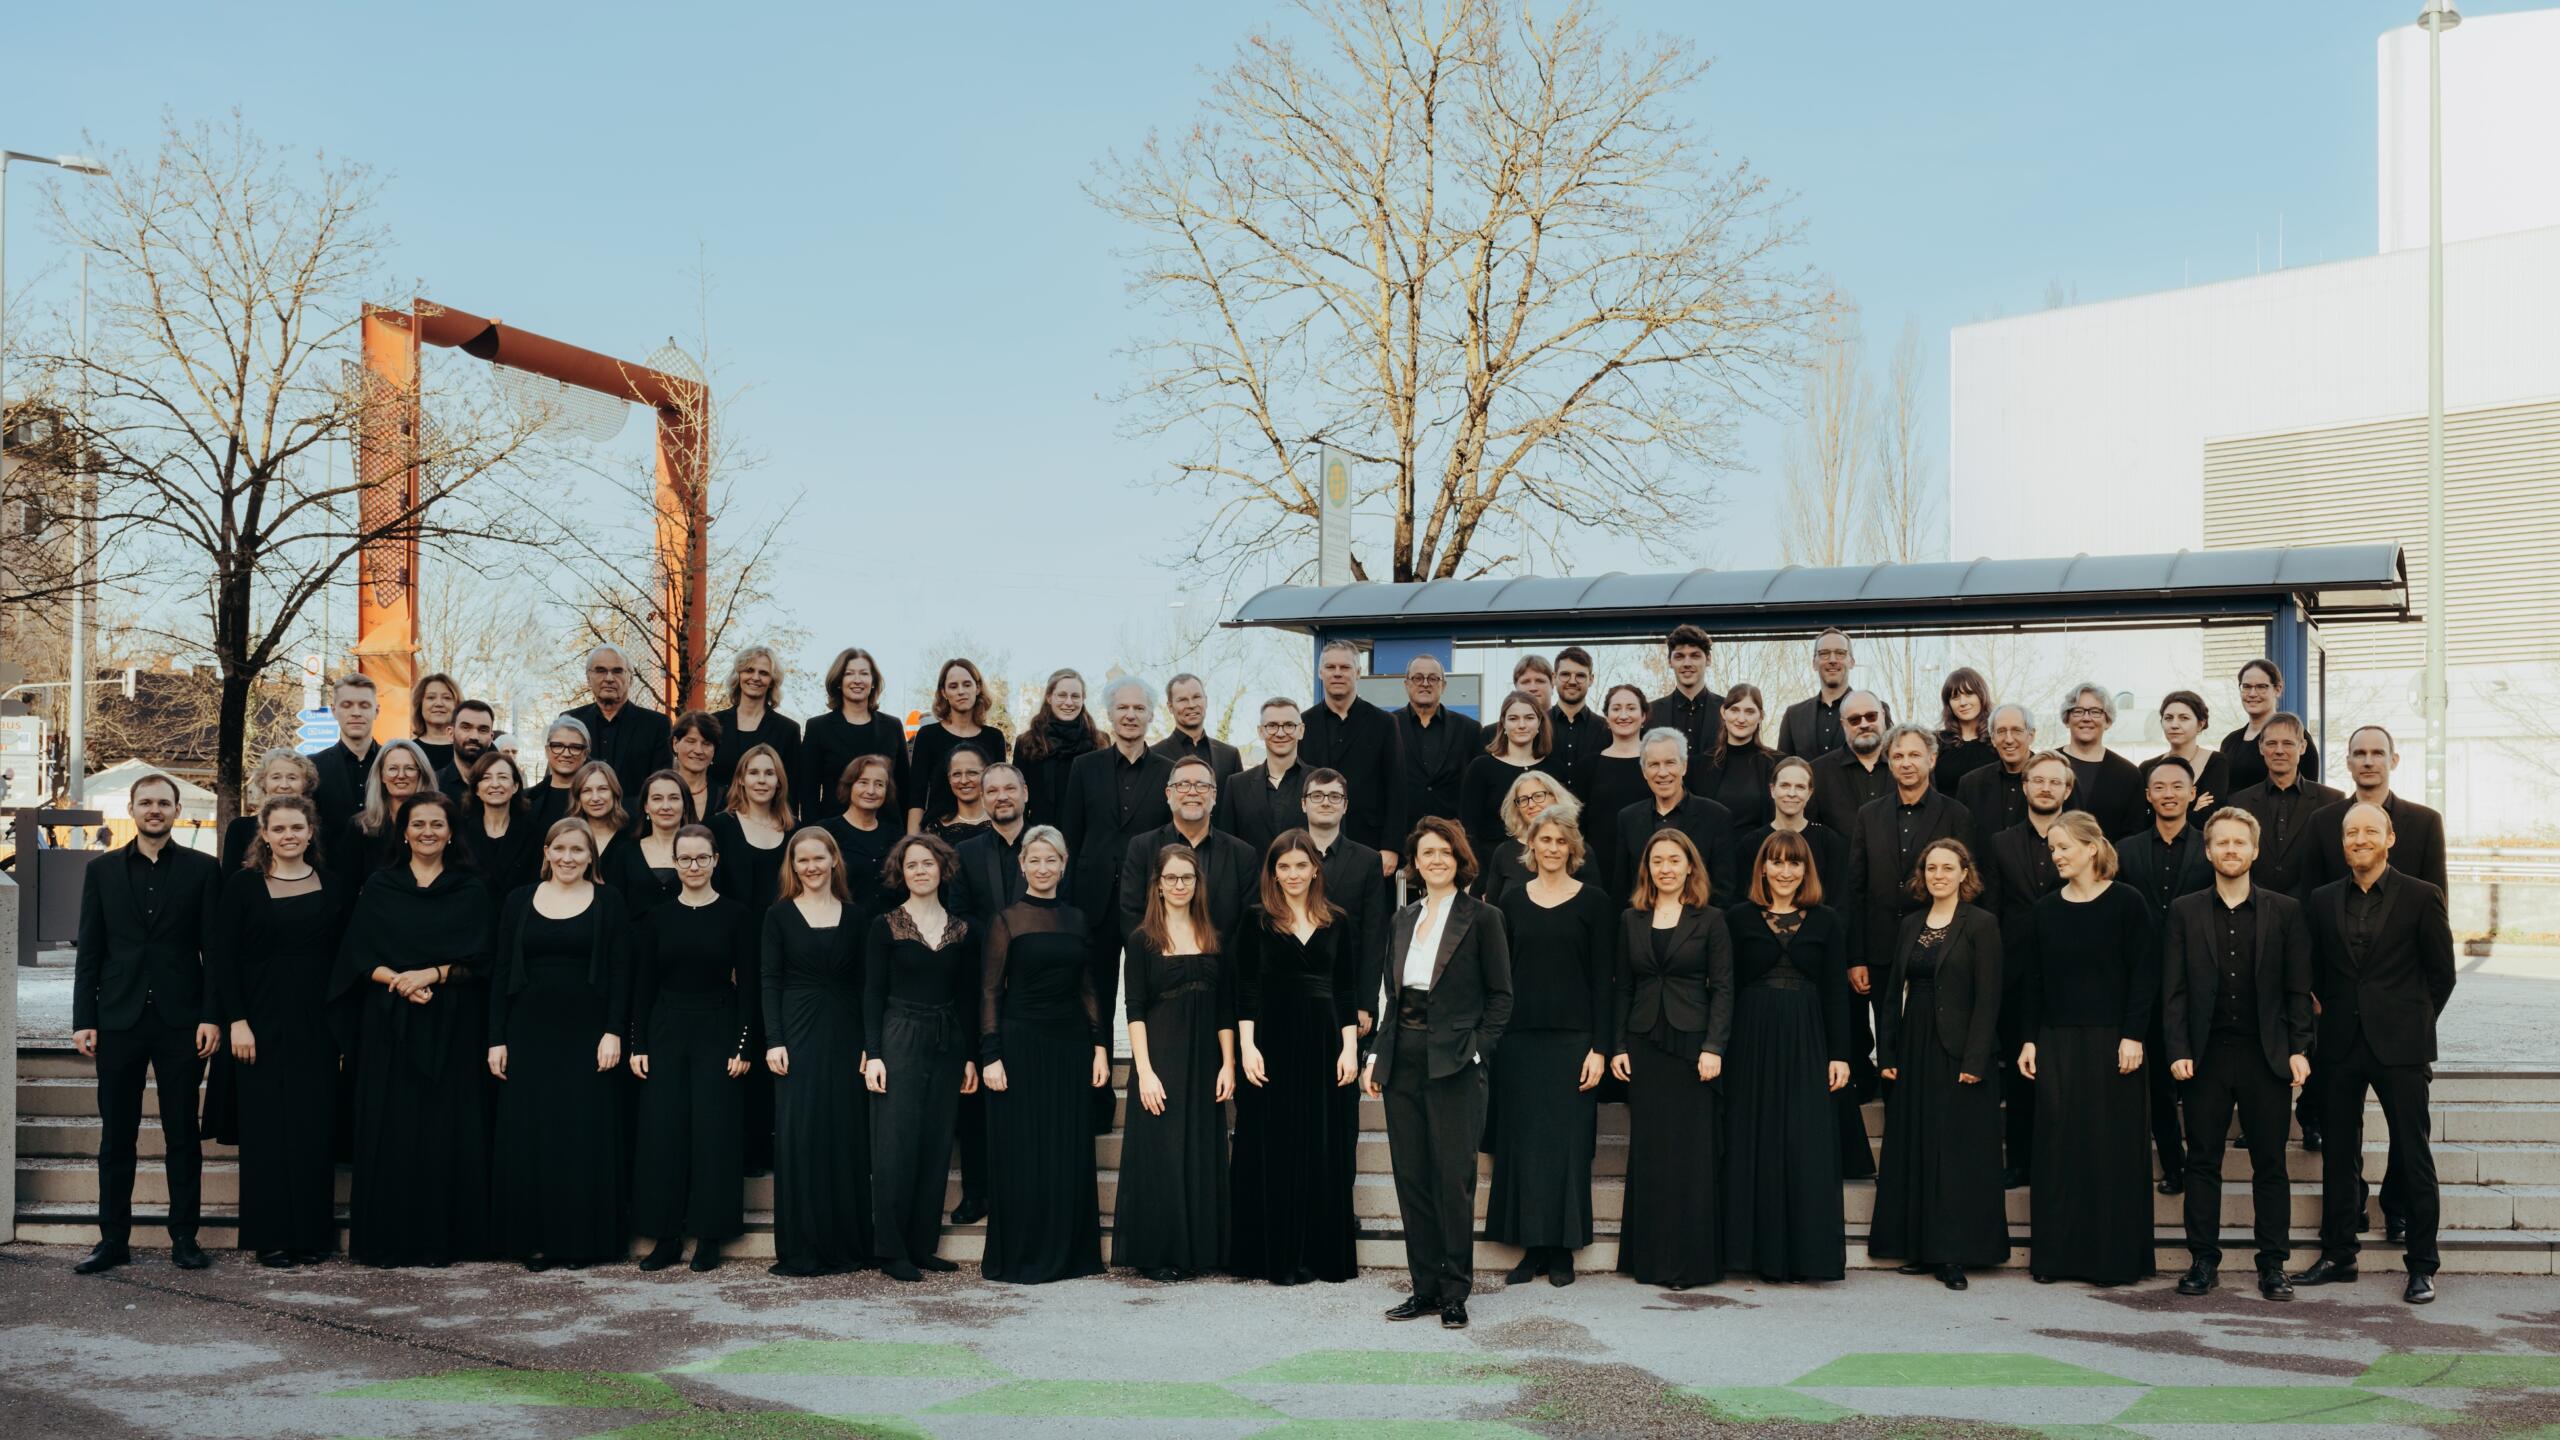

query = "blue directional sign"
[[294, 708, 340, 756]]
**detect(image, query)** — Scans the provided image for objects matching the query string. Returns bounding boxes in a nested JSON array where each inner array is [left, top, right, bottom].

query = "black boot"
[[1506, 1249, 1542, 1286]]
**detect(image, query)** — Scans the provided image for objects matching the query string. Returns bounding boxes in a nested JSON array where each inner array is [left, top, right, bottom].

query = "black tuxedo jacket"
[[2223, 777, 2346, 899], [1777, 691, 1845, 759], [1392, 705, 1482, 829], [1955, 762, 2027, 845], [1302, 696, 1405, 855], [1216, 760, 1307, 860], [73, 840, 222, 1033], [1843, 789, 1973, 971], [1118, 823, 1258, 944], [1609, 794, 1739, 911], [2308, 792, 2449, 895], [1150, 731, 1243, 806], [1807, 748, 1892, 837], [1059, 746, 1174, 922], [2162, 886, 2315, 1078], [1317, 835, 1390, 1023], [2115, 825, 2215, 920], [1874, 902, 2003, 1077], [1365, 892, 1512, 1088], [1611, 904, 1734, 1058], [2305, 868, 2457, 1067], [950, 827, 1027, 927]]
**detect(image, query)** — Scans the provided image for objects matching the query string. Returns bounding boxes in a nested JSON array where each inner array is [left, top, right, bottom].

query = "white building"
[[1948, 9, 2560, 839]]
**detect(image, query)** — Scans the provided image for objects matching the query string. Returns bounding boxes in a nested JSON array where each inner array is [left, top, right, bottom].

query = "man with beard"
[[1808, 691, 1893, 836], [1151, 673, 1243, 811], [1303, 640, 1404, 874], [1778, 627, 1857, 759], [566, 643, 674, 801], [1983, 749, 2076, 1187], [1220, 698, 1310, 857], [1955, 704, 2039, 842], [433, 699, 497, 796], [2220, 712, 2344, 1151], [1606, 728, 1739, 906], [2057, 681, 2145, 836], [947, 762, 1034, 1228], [1545, 647, 1607, 805], [1392, 653, 1480, 832], [2220, 658, 2322, 793], [1119, 755, 1259, 944]]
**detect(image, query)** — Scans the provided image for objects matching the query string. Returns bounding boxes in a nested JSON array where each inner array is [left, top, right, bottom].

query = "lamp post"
[[2417, 0, 2457, 814]]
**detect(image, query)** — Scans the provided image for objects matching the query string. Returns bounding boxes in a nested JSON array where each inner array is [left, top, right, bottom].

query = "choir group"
[[68, 626, 2458, 1326]]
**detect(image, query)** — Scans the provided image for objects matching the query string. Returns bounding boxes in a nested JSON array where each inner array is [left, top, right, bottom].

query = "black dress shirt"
[[1647, 687, 1726, 796], [566, 700, 675, 804], [1807, 747, 1893, 838], [310, 738, 382, 835], [2344, 874, 2386, 968], [2208, 891, 2261, 1039], [1955, 762, 2027, 843], [1546, 704, 1610, 803], [1778, 690, 1848, 759], [1303, 696, 1404, 856]]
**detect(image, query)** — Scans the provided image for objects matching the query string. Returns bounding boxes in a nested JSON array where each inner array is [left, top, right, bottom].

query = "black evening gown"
[[763, 900, 872, 1273], [865, 906, 976, 1267], [1868, 921, 2011, 1268], [1721, 905, 1850, 1281], [1616, 915, 1733, 1288], [1113, 936, 1235, 1272], [1230, 915, 1358, 1282], [1584, 755, 1649, 902], [208, 870, 344, 1256], [711, 812, 789, 1174], [630, 896, 754, 1244], [489, 892, 632, 1264], [2022, 883, 2159, 1285], [979, 897, 1106, 1284], [1487, 882, 1614, 1252], [332, 865, 496, 1267]]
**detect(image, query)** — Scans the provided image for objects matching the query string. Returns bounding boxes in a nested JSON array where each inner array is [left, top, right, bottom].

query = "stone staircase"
[[14, 1043, 2558, 1273]]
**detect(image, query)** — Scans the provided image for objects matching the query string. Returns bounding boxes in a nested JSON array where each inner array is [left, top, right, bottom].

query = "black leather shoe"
[[2156, 1173, 2186, 1196], [73, 1243, 130, 1275], [2404, 1271, 2436, 1305], [2299, 1125, 2323, 1153], [1894, 1262, 1930, 1275], [1385, 1296, 1436, 1322], [170, 1238, 211, 1271], [949, 1198, 988, 1226], [2176, 1261, 2217, 1296], [2384, 1212, 2409, 1245], [1548, 1251, 1576, 1287], [1440, 1301, 1470, 1329], [2289, 1257, 2358, 1287], [1939, 1264, 1968, 1291], [638, 1239, 683, 1272], [2258, 1266, 2295, 1302], [257, 1250, 295, 1269]]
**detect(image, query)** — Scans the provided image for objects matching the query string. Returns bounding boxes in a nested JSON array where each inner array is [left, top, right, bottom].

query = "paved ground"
[[0, 1244, 2556, 1440]]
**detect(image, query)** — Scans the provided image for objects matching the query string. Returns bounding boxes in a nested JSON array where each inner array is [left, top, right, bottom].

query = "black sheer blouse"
[[979, 895, 1102, 1062]]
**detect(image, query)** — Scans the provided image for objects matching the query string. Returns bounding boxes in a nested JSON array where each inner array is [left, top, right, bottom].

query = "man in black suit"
[[1545, 647, 1608, 805], [1303, 640, 1405, 874], [566, 643, 675, 801], [1391, 653, 1480, 831], [433, 698, 497, 796], [309, 673, 383, 834], [946, 762, 1033, 1225], [2290, 801, 2457, 1305], [1777, 627, 1856, 759], [1843, 726, 1972, 1174], [1150, 673, 1243, 809], [1646, 624, 1724, 795], [1808, 691, 1893, 836], [1608, 729, 1739, 907], [70, 773, 223, 1274], [1982, 749, 2075, 1186], [1303, 768, 1389, 1036], [2118, 754, 2217, 1193], [2165, 807, 2315, 1302], [1218, 697, 1309, 858], [1119, 755, 1258, 944], [2218, 712, 2344, 1152], [1955, 703, 2039, 842], [1061, 678, 1174, 1100], [2057, 681, 2144, 836]]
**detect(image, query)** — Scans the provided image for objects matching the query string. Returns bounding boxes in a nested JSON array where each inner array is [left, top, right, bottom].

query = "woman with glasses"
[[2218, 658, 2320, 794], [1475, 770, 1570, 905], [1114, 845, 1237, 1281], [905, 658, 1007, 837], [531, 717, 592, 829], [629, 823, 754, 1272], [712, 645, 802, 794], [928, 748, 994, 848], [335, 740, 438, 893]]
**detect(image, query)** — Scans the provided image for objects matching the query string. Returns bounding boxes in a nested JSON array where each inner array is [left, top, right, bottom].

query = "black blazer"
[[1119, 823, 1258, 944], [1807, 748, 1892, 837], [1216, 760, 1307, 860], [1318, 835, 1391, 1023], [1609, 794, 1739, 911], [1873, 902, 2002, 1077], [1734, 821, 1849, 903], [2114, 825, 2215, 921], [72, 840, 222, 1033], [1392, 705, 1483, 830], [1301, 696, 1405, 855], [950, 827, 1027, 927], [2066, 748, 2146, 837], [2223, 778, 2346, 899], [2305, 868, 2457, 1068], [1059, 745, 1175, 922], [1777, 691, 1844, 759], [1365, 891, 1513, 1088], [1842, 789, 1973, 972], [2161, 886, 2314, 1079], [1727, 903, 1853, 1062], [2308, 793, 2449, 895], [1150, 731, 1243, 804], [1610, 904, 1735, 1059], [1955, 762, 2028, 844]]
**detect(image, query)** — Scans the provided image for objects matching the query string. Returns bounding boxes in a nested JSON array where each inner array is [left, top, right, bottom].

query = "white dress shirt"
[[1402, 893, 1452, 990]]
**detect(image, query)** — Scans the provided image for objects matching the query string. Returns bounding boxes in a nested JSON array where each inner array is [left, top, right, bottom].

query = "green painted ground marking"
[[592, 1416, 930, 1439], [326, 1368, 688, 1409], [1249, 1424, 1541, 1439], [1229, 1349, 1521, 1386], [2356, 1352, 2560, 1389], [925, 1379, 1278, 1418], [2113, 1386, 2454, 1426], [676, 1340, 1006, 1379], [1789, 1354, 2139, 1389], [1680, 1386, 1855, 1422], [2033, 1428, 2147, 1439]]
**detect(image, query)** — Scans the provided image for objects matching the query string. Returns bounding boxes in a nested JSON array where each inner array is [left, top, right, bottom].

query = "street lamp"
[[2417, 1, 2457, 815]]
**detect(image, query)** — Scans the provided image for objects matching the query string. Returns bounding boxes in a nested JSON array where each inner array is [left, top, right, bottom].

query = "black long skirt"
[[235, 1028, 338, 1256], [1114, 988, 1229, 1272], [1230, 988, 1356, 1282], [2029, 1024, 2155, 1285], [1486, 1029, 1599, 1250], [492, 960, 625, 1264], [1723, 983, 1845, 1280], [1869, 989, 2009, 1267], [871, 1001, 966, 1265], [982, 1015, 1104, 1284], [631, 994, 746, 1243], [771, 983, 871, 1273], [1617, 1032, 1724, 1287], [347, 989, 490, 1267]]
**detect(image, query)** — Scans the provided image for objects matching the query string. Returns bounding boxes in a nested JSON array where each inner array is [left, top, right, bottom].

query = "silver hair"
[[1102, 676, 1154, 712], [1989, 702, 2036, 736], [1019, 824, 1069, 864], [585, 643, 631, 670], [1882, 722, 1940, 760], [1318, 638, 1362, 662], [547, 714, 592, 746], [1639, 726, 1689, 762], [2060, 681, 2115, 725]]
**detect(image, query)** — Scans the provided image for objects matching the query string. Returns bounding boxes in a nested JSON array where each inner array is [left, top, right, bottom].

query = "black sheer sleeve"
[[205, 873, 254, 1026], [1234, 912, 1267, 1028], [1078, 912, 1104, 1045], [862, 913, 895, 1056], [979, 907, 1013, 1065]]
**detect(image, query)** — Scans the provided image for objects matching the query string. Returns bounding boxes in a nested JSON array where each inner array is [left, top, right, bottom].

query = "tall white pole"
[[2421, 3, 2454, 814], [68, 252, 88, 805]]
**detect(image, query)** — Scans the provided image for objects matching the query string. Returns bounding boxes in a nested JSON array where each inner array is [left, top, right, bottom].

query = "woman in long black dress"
[[797, 646, 904, 820], [335, 739, 435, 893], [1611, 829, 1734, 1288], [1723, 829, 1853, 1283], [671, 710, 726, 824], [223, 749, 319, 873], [905, 657, 1007, 836], [978, 826, 1108, 1283], [630, 823, 753, 1272], [1490, 810, 1614, 1287], [1476, 769, 1569, 904], [1012, 669, 1102, 832], [712, 644, 803, 795], [818, 754, 898, 921], [1460, 690, 1553, 872], [1933, 668, 1998, 795], [864, 834, 979, 1280], [714, 742, 794, 1174], [1115, 844, 1237, 1280], [764, 826, 871, 1275], [459, 751, 540, 890], [209, 795, 343, 1266], [333, 791, 495, 1268], [1703, 684, 1779, 831], [487, 818, 631, 1270], [1585, 684, 1652, 898], [607, 770, 689, 914], [1870, 837, 2009, 1289], [2018, 810, 2158, 1287], [1231, 829, 1359, 1285]]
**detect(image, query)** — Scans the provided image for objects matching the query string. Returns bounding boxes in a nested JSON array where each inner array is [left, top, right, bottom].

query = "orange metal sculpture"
[[352, 300, 709, 734]]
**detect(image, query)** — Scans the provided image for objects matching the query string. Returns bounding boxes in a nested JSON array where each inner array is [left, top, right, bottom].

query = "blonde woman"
[[714, 645, 803, 793], [336, 739, 437, 892], [225, 748, 319, 872]]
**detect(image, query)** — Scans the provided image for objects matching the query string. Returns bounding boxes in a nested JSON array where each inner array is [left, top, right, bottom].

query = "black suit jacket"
[[1216, 760, 1307, 860], [1366, 892, 1513, 1087], [2305, 868, 2457, 1067], [2066, 748, 2147, 837], [1392, 705, 1482, 830], [1119, 823, 1258, 944], [1807, 748, 1892, 837], [1777, 691, 1846, 760], [1303, 695, 1405, 856], [1059, 746, 1175, 922], [2308, 792, 2449, 895], [1609, 794, 1739, 911], [2162, 886, 2315, 1079], [2115, 824, 2215, 922], [950, 826, 1027, 927], [1955, 762, 2028, 845], [567, 700, 675, 803], [1150, 731, 1243, 806], [1611, 904, 1734, 1058], [73, 840, 222, 1033], [1318, 835, 1390, 1024], [1843, 789, 1973, 972], [2224, 778, 2346, 899], [1874, 902, 2003, 1077]]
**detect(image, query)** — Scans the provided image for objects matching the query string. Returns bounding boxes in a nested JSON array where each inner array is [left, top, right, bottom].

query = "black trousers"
[[1384, 1023, 1487, 1304], [2179, 1034, 2292, 1268], [2317, 1034, 2438, 1272], [871, 1001, 966, 1264], [94, 1010, 205, 1246], [2302, 1059, 2409, 1222]]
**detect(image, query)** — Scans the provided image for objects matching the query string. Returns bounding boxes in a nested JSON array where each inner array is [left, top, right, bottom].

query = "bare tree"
[[1776, 307, 1872, 573], [1861, 319, 1940, 718], [26, 115, 548, 820], [1094, 0, 1818, 586]]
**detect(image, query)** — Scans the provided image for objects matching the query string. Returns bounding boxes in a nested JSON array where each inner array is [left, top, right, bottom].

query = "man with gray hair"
[[2058, 681, 2143, 836], [1606, 727, 1739, 903], [1151, 672, 1242, 808], [1061, 677, 1175, 1121], [1956, 703, 2040, 838], [568, 643, 673, 800], [1302, 640, 1404, 873], [1808, 690, 1893, 836]]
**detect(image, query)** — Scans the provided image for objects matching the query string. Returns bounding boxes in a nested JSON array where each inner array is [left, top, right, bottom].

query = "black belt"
[[1749, 973, 1811, 992], [1396, 984, 1431, 1030]]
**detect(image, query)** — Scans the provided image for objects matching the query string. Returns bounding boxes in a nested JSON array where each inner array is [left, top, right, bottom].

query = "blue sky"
[[5, 0, 2536, 715]]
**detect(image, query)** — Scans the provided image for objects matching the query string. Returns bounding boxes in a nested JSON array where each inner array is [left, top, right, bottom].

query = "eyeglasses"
[[1161, 874, 1198, 885], [1843, 712, 1883, 726], [1304, 791, 1346, 804], [2066, 707, 2108, 720], [1261, 720, 1302, 733], [674, 854, 715, 867], [2239, 682, 2275, 694], [1170, 780, 1215, 794], [1407, 674, 1445, 686], [547, 742, 588, 754]]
